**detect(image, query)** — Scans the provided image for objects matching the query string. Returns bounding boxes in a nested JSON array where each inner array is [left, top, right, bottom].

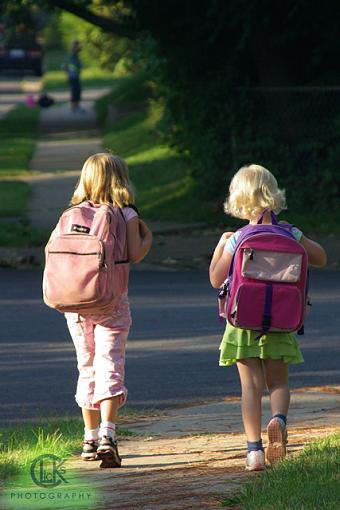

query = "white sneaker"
[[245, 449, 265, 471], [266, 417, 288, 465]]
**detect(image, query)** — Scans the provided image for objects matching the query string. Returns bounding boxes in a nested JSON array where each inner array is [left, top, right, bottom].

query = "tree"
[[0, 0, 135, 38], [2, 0, 340, 213]]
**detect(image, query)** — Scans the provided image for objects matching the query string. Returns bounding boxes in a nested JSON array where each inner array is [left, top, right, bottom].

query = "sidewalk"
[[0, 76, 41, 119], [67, 386, 340, 509], [22, 88, 110, 230]]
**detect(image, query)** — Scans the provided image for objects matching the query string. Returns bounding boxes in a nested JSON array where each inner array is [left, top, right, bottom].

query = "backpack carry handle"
[[257, 209, 278, 225]]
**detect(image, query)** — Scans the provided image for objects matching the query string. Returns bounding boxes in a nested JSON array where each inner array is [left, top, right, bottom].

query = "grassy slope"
[[96, 75, 222, 224], [224, 433, 340, 510], [96, 74, 339, 234]]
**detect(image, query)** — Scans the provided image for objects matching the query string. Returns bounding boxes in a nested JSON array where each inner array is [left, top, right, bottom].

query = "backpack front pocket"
[[45, 235, 105, 305], [241, 249, 303, 282], [230, 282, 302, 332]]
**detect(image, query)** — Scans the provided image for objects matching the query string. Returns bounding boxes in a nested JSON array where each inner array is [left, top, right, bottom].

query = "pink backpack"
[[43, 201, 129, 315], [218, 211, 309, 335]]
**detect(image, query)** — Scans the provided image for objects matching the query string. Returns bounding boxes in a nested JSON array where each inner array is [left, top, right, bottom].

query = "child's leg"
[[236, 358, 265, 442], [263, 359, 289, 417], [93, 320, 129, 468], [263, 358, 289, 464], [93, 323, 129, 417], [66, 314, 99, 411], [82, 408, 100, 430], [100, 396, 120, 424], [66, 314, 101, 459]]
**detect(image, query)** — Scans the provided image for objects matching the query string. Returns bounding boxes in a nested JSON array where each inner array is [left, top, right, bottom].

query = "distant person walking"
[[64, 40, 84, 113], [209, 164, 327, 471]]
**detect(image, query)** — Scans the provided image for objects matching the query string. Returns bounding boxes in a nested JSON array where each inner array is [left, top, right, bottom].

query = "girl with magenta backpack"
[[209, 164, 326, 471], [48, 153, 152, 468]]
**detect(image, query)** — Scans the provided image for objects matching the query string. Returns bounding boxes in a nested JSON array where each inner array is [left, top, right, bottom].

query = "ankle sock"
[[99, 420, 116, 439], [247, 439, 263, 452], [273, 414, 287, 425], [84, 427, 99, 441]]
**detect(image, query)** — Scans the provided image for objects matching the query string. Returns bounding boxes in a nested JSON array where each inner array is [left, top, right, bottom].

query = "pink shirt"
[[121, 206, 138, 223]]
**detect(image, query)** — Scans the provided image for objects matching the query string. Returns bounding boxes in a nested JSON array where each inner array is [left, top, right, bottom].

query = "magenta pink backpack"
[[43, 201, 129, 315], [218, 211, 308, 335]]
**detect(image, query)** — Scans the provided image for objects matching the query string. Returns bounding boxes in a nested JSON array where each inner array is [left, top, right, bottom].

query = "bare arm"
[[300, 235, 327, 267], [126, 217, 152, 263], [209, 232, 234, 288]]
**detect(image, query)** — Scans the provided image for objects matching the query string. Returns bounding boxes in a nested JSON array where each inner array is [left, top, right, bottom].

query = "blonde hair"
[[71, 153, 135, 207], [224, 164, 286, 219]]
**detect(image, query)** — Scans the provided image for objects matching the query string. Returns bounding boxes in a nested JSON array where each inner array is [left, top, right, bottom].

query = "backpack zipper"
[[49, 250, 100, 256]]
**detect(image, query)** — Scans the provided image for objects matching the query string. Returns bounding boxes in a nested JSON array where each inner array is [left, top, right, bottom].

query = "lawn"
[[0, 105, 40, 177], [0, 181, 46, 247], [95, 73, 338, 234], [223, 433, 340, 510], [0, 106, 50, 247], [0, 220, 48, 248], [0, 416, 135, 510], [0, 416, 134, 484], [43, 67, 116, 91], [0, 182, 30, 217], [96, 75, 222, 224]]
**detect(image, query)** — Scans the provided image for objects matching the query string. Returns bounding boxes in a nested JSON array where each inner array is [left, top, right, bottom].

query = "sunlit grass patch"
[[43, 68, 116, 91], [98, 77, 216, 222], [0, 420, 102, 509], [223, 433, 340, 510], [0, 417, 134, 483]]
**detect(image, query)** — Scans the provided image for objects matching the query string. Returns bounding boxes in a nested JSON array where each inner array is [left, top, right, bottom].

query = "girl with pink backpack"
[[209, 164, 326, 471], [45, 153, 152, 468]]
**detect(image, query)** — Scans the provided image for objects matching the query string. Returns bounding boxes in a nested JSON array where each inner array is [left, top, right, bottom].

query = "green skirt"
[[219, 323, 304, 366]]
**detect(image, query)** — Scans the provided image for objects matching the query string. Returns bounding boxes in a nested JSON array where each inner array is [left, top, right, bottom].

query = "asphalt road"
[[0, 267, 339, 427]]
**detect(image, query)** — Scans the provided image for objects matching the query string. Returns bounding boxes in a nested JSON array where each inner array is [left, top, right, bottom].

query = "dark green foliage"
[[123, 0, 340, 217], [3, 0, 340, 220], [231, 88, 340, 215]]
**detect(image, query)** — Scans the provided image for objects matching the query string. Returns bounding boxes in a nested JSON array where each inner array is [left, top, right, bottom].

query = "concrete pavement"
[[0, 76, 41, 119], [47, 388, 340, 509], [23, 88, 110, 230]]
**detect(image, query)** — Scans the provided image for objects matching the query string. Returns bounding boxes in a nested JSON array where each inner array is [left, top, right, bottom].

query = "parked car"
[[0, 23, 44, 76]]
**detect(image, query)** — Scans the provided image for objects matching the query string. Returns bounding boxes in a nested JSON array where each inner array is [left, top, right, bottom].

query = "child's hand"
[[217, 231, 234, 248]]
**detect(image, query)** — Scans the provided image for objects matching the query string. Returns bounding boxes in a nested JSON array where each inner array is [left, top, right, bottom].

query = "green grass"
[[0, 221, 48, 248], [0, 416, 134, 483], [97, 75, 217, 223], [95, 73, 339, 234], [42, 47, 124, 90], [0, 105, 40, 177], [43, 68, 117, 91], [0, 182, 47, 248], [0, 182, 31, 217], [0, 417, 130, 509], [223, 433, 340, 510], [0, 107, 50, 247]]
